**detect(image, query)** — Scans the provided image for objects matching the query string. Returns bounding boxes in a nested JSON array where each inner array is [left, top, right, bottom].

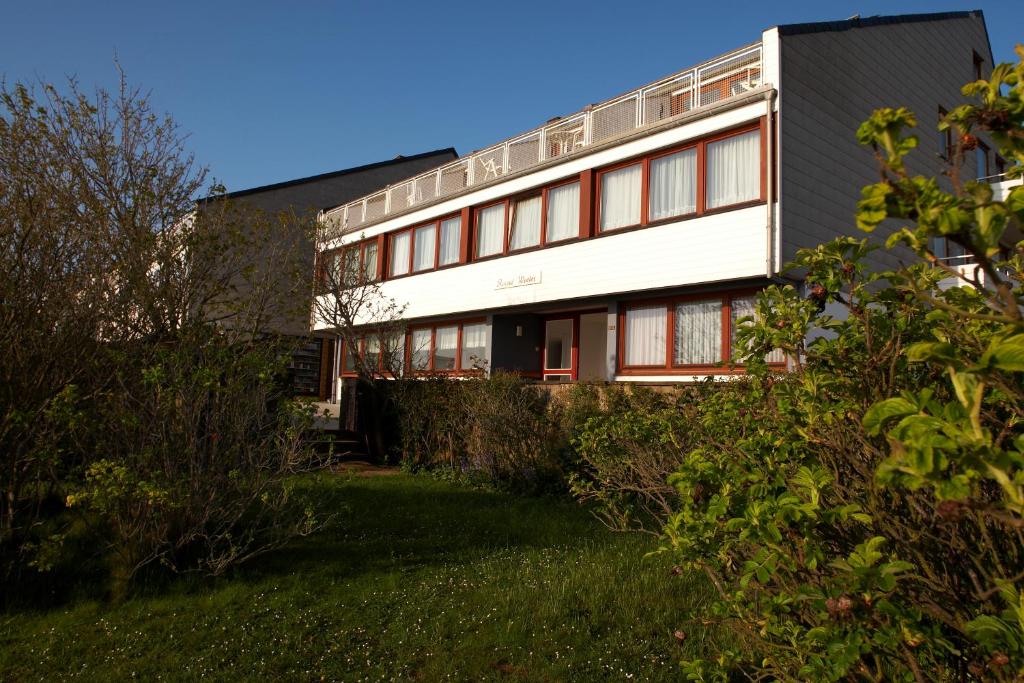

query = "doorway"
[[542, 310, 608, 382]]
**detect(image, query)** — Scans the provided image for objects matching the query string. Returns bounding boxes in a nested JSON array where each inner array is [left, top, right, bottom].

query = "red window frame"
[[406, 318, 488, 375], [595, 120, 765, 235], [473, 200, 509, 261], [507, 193, 544, 254], [617, 288, 785, 376]]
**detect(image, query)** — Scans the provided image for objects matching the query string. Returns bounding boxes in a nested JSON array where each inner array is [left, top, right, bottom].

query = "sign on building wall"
[[495, 270, 542, 290]]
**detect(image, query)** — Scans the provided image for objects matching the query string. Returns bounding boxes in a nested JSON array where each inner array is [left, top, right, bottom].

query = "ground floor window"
[[619, 290, 784, 374], [408, 319, 487, 375]]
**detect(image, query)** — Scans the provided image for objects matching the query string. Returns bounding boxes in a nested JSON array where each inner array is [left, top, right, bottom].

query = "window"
[[977, 141, 990, 180], [413, 224, 436, 272], [364, 336, 381, 371], [439, 216, 461, 266], [600, 164, 642, 231], [363, 242, 378, 281], [342, 339, 359, 373], [649, 148, 697, 221], [461, 323, 487, 370], [706, 129, 760, 209], [938, 107, 952, 160], [674, 299, 722, 365], [410, 329, 431, 370], [623, 305, 667, 366], [476, 204, 505, 258], [509, 195, 542, 251], [342, 248, 360, 286], [408, 320, 487, 373], [973, 50, 985, 81], [620, 291, 785, 373], [731, 295, 785, 364], [546, 181, 579, 242], [433, 326, 458, 370], [390, 232, 411, 277]]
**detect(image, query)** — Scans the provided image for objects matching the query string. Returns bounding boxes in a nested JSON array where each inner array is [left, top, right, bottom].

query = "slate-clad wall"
[[778, 12, 992, 271]]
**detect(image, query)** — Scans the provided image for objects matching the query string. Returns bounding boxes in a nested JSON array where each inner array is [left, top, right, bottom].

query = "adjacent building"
[[313, 11, 1001, 399]]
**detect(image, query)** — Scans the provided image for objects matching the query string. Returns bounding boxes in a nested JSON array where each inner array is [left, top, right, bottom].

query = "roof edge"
[[201, 147, 459, 203], [777, 10, 984, 37]]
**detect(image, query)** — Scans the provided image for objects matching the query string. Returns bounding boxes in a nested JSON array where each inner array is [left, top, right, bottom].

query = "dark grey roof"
[[777, 10, 983, 37], [200, 147, 458, 215]]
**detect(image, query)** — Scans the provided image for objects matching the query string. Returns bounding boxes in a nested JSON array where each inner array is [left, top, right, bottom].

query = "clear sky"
[[3, 1, 1021, 193]]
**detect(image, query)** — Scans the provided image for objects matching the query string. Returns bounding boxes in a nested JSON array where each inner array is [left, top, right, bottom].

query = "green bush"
[[572, 48, 1024, 680]]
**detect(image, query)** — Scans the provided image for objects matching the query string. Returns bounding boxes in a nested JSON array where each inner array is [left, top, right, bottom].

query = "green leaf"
[[863, 398, 917, 435]]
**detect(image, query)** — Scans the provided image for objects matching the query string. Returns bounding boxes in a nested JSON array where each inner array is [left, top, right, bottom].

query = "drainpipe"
[[765, 88, 776, 279]]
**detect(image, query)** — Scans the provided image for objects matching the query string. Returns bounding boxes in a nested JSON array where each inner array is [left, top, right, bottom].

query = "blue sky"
[[2, 1, 1020, 193]]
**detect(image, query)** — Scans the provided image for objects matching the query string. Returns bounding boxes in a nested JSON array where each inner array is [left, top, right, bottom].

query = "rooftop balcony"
[[325, 42, 764, 236]]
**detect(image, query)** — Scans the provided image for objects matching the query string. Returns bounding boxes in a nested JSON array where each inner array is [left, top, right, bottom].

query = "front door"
[[543, 317, 576, 381]]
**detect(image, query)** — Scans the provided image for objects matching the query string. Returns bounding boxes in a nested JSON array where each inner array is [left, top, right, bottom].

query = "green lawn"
[[0, 472, 722, 681]]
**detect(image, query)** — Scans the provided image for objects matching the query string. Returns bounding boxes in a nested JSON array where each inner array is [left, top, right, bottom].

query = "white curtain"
[[476, 204, 505, 257], [384, 332, 405, 376], [706, 130, 760, 209], [362, 242, 378, 281], [731, 295, 785, 363], [624, 305, 666, 366], [675, 299, 722, 364], [411, 329, 431, 370], [439, 216, 461, 266], [546, 182, 579, 242], [434, 325, 458, 370], [413, 225, 435, 271], [460, 323, 487, 369], [649, 149, 696, 220], [600, 164, 642, 231], [509, 196, 542, 250], [390, 232, 411, 277]]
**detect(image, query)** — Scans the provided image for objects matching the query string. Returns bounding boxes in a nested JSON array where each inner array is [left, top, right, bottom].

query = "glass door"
[[543, 318, 575, 381]]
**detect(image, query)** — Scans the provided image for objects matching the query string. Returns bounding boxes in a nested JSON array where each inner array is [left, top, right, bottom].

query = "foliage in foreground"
[[571, 48, 1024, 680], [0, 473, 722, 681], [0, 76, 325, 601]]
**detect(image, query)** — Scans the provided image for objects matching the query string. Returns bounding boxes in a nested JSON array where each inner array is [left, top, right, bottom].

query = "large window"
[[620, 290, 784, 373], [390, 232, 411, 277], [509, 195, 542, 251], [408, 320, 488, 374], [623, 305, 667, 366], [706, 129, 760, 209], [413, 224, 436, 272], [362, 242, 378, 281], [439, 216, 461, 266], [674, 299, 721, 365], [649, 148, 697, 221], [546, 181, 579, 242], [600, 163, 642, 231], [476, 204, 505, 258], [461, 323, 487, 370]]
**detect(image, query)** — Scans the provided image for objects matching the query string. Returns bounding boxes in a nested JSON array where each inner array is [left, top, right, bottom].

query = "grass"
[[0, 471, 722, 681]]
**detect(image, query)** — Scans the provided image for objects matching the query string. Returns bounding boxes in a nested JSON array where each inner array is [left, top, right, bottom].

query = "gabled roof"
[[200, 147, 458, 214]]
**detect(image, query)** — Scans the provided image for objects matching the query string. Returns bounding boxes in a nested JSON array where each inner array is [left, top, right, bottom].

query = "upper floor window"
[[476, 203, 505, 258], [546, 181, 579, 242], [649, 148, 697, 221], [509, 195, 542, 251], [362, 242, 378, 281], [390, 231, 411, 277], [973, 50, 985, 81], [439, 216, 461, 266], [938, 106, 951, 160], [600, 164, 642, 231], [706, 129, 759, 209], [413, 224, 436, 272]]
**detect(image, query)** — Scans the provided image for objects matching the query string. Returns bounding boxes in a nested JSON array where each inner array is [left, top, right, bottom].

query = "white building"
[[313, 11, 1001, 398]]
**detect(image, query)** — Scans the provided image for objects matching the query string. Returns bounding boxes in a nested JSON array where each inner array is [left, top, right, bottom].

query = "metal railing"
[[327, 42, 763, 235]]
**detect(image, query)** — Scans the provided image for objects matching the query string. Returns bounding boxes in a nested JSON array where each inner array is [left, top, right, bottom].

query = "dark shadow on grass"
[[228, 474, 615, 586]]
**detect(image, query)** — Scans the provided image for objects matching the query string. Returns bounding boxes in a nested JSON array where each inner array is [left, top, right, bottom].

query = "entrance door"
[[543, 318, 575, 381], [577, 312, 608, 381]]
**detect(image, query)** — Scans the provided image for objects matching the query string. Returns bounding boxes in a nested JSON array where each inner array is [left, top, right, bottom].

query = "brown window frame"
[[406, 318, 488, 375], [365, 116, 766, 275], [938, 106, 952, 161], [617, 288, 785, 376]]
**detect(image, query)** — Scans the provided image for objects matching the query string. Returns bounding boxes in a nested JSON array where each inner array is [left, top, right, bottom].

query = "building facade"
[[313, 11, 999, 400]]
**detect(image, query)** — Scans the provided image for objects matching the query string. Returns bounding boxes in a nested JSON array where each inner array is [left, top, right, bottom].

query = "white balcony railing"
[[327, 42, 763, 235]]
